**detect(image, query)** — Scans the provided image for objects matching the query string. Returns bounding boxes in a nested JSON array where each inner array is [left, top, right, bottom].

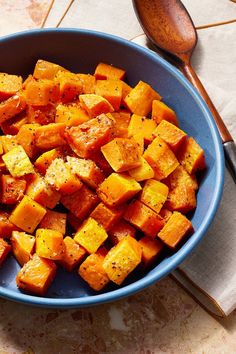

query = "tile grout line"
[[40, 0, 55, 28], [55, 0, 75, 28], [196, 18, 236, 30]]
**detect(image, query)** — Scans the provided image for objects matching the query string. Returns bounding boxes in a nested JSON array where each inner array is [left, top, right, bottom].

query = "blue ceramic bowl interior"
[[0, 29, 224, 307]]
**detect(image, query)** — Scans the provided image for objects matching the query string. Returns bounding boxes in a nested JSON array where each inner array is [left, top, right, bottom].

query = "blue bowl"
[[0, 28, 224, 308]]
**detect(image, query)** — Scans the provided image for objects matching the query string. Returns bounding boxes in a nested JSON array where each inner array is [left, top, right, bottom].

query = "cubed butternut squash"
[[11, 231, 35, 266], [2, 145, 34, 177], [26, 103, 56, 125], [152, 120, 187, 153], [0, 135, 18, 153], [165, 185, 197, 214], [103, 236, 142, 285], [128, 114, 157, 144], [35, 123, 67, 150], [33, 59, 67, 80], [67, 212, 81, 231], [152, 100, 179, 126], [65, 114, 114, 158], [90, 202, 124, 231], [9, 195, 46, 233], [56, 71, 83, 103], [111, 110, 131, 138], [101, 138, 141, 172], [124, 200, 164, 238], [0, 112, 28, 135], [78, 248, 110, 291], [61, 184, 99, 220], [94, 62, 125, 80], [59, 236, 87, 272], [34, 148, 62, 175], [45, 158, 83, 194], [74, 217, 108, 254], [80, 94, 114, 118], [140, 179, 169, 214], [1, 174, 26, 204], [139, 236, 164, 268], [0, 211, 19, 238], [143, 136, 179, 180], [76, 73, 96, 94], [158, 211, 192, 248], [109, 219, 136, 245], [16, 253, 56, 296], [24, 78, 60, 105], [39, 210, 67, 235], [95, 79, 123, 110], [0, 73, 22, 101], [0, 239, 11, 266], [16, 123, 40, 158], [178, 137, 206, 174], [55, 103, 89, 126], [163, 165, 198, 191], [124, 81, 161, 116], [36, 228, 65, 260], [0, 94, 26, 123], [66, 156, 105, 189], [129, 156, 154, 181], [97, 173, 141, 207]]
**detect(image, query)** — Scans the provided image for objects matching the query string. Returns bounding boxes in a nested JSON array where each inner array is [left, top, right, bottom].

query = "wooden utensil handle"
[[182, 63, 233, 143]]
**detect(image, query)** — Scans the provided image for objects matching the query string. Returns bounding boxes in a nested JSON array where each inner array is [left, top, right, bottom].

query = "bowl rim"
[[0, 28, 225, 308]]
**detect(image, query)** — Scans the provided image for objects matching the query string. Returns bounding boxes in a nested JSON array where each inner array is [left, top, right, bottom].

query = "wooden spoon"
[[133, 0, 236, 182]]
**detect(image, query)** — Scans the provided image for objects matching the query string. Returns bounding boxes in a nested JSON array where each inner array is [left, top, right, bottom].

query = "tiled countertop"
[[0, 1, 235, 353]]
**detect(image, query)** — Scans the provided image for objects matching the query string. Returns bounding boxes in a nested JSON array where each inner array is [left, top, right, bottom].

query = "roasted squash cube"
[[39, 210, 67, 235], [2, 145, 34, 177], [109, 219, 136, 245], [158, 211, 192, 248], [165, 185, 197, 214], [0, 73, 22, 101], [26, 173, 61, 209], [36, 228, 65, 260], [139, 236, 164, 268], [61, 184, 99, 220], [59, 236, 86, 272], [80, 94, 114, 118], [9, 195, 46, 233], [103, 236, 142, 285], [111, 110, 131, 138], [76, 73, 96, 94], [35, 123, 67, 150], [0, 112, 28, 136], [0, 239, 11, 266], [16, 254, 56, 296], [90, 202, 124, 231], [56, 71, 83, 103], [66, 156, 105, 189], [0, 94, 26, 124], [45, 158, 82, 194], [152, 100, 179, 126], [78, 248, 110, 291], [140, 179, 169, 214], [33, 59, 67, 80], [0, 212, 19, 238], [0, 135, 18, 153], [101, 138, 141, 172], [159, 208, 173, 221], [94, 62, 125, 80], [55, 103, 89, 126], [26, 103, 55, 125], [143, 136, 179, 180], [124, 81, 161, 116], [16, 123, 40, 158], [129, 156, 154, 181], [24, 78, 60, 105], [34, 148, 62, 175], [128, 114, 157, 144], [163, 165, 198, 191], [1, 174, 26, 204], [11, 231, 35, 266], [95, 79, 123, 110], [65, 114, 114, 158], [124, 200, 164, 238], [178, 137, 206, 174], [97, 173, 141, 207], [152, 120, 187, 153], [74, 217, 108, 254]]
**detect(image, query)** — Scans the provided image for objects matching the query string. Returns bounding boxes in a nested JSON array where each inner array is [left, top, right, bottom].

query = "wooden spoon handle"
[[181, 63, 233, 143]]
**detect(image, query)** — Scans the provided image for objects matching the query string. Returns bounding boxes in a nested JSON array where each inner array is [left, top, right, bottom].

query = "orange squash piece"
[[140, 179, 169, 214], [143, 136, 179, 180], [97, 173, 141, 207], [124, 81, 161, 116], [111, 110, 131, 138], [78, 247, 110, 291], [35, 123, 67, 150], [24, 77, 60, 106], [16, 123, 40, 158], [65, 114, 114, 158], [16, 253, 57, 296], [109, 219, 136, 245], [39, 210, 67, 235], [0, 112, 28, 135], [163, 165, 198, 191], [67, 212, 81, 231], [0, 238, 11, 266], [124, 200, 164, 239], [33, 59, 67, 80], [0, 135, 18, 153], [128, 114, 157, 144], [101, 138, 141, 172], [79, 94, 114, 118], [178, 137, 206, 174], [36, 228, 65, 260], [76, 73, 96, 94], [26, 104, 56, 125], [34, 148, 62, 175], [94, 62, 125, 80], [59, 236, 87, 272], [0, 73, 22, 101], [152, 100, 179, 126], [1, 174, 26, 204], [129, 156, 154, 182], [95, 79, 123, 110], [61, 184, 99, 220], [90, 202, 124, 231], [165, 185, 197, 214], [0, 211, 19, 238], [9, 195, 46, 233], [0, 94, 26, 124], [56, 71, 83, 103], [2, 145, 34, 177], [55, 103, 89, 126], [11, 231, 35, 266], [158, 211, 192, 248], [139, 236, 164, 268], [120, 81, 132, 104]]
